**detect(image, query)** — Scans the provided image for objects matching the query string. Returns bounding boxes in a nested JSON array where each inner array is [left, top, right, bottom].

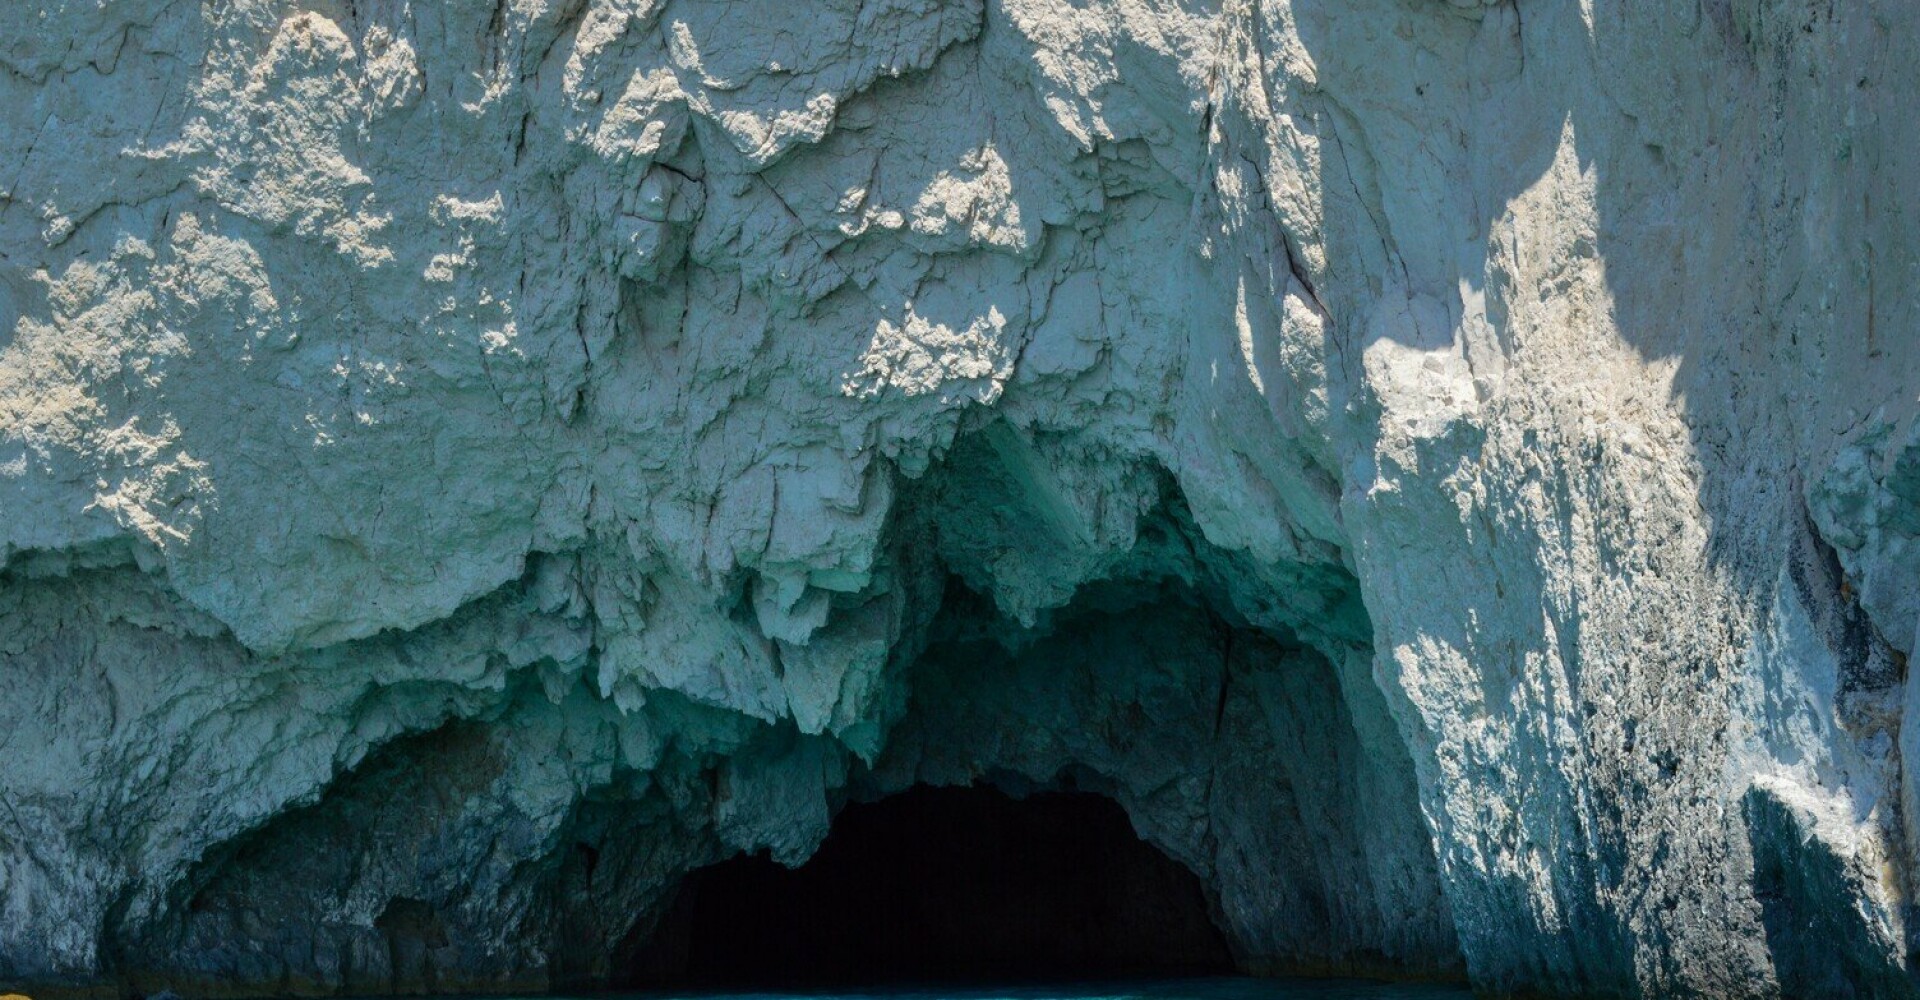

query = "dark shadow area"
[[1745, 786, 1918, 1000], [623, 784, 1235, 988]]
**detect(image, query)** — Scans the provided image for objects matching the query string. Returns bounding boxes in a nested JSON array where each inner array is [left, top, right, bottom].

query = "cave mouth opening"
[[622, 783, 1236, 989]]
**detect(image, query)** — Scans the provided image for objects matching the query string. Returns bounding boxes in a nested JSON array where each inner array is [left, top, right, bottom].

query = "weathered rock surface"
[[4, 0, 1920, 996]]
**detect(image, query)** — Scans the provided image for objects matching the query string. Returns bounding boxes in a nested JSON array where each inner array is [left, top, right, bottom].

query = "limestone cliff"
[[3, 0, 1919, 996]]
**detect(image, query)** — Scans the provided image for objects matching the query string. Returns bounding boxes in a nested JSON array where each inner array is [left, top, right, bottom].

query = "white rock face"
[[4, 0, 1920, 996]]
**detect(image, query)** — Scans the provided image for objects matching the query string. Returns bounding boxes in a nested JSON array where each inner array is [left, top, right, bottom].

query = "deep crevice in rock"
[[622, 783, 1234, 988]]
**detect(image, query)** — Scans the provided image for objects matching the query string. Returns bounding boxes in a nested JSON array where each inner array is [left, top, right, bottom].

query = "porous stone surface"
[[4, 0, 1920, 997]]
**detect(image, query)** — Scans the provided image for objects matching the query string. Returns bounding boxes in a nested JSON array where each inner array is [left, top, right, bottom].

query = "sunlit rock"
[[5, 1, 1920, 997]]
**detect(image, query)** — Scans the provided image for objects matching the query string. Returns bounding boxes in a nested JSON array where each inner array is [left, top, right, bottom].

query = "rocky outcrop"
[[4, 0, 1920, 997]]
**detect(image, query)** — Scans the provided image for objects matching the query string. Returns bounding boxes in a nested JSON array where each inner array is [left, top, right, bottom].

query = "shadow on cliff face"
[[581, 427, 1459, 989], [844, 424, 1459, 980], [104, 719, 525, 997], [1261, 0, 1920, 993], [621, 784, 1232, 988], [100, 425, 1461, 995], [1744, 784, 1913, 1000], [861, 582, 1459, 983]]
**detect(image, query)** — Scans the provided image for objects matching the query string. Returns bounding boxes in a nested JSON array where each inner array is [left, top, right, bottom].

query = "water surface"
[[611, 977, 1471, 1000]]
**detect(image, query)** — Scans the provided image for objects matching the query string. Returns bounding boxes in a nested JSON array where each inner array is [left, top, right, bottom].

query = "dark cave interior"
[[623, 784, 1234, 988]]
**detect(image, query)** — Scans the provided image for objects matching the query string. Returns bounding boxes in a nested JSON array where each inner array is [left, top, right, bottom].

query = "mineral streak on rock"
[[3, 0, 1920, 997]]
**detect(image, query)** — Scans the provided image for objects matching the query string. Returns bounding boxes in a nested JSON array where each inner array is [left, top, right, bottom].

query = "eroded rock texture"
[[4, 0, 1920, 996]]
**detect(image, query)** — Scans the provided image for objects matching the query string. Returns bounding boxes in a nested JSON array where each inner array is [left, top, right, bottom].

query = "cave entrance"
[[625, 784, 1235, 988]]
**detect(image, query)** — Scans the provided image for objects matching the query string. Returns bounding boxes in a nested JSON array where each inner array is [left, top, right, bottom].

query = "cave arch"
[[622, 783, 1235, 987]]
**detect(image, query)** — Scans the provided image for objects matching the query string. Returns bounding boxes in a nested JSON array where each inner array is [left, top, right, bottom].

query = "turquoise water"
[[614, 977, 1472, 1000]]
